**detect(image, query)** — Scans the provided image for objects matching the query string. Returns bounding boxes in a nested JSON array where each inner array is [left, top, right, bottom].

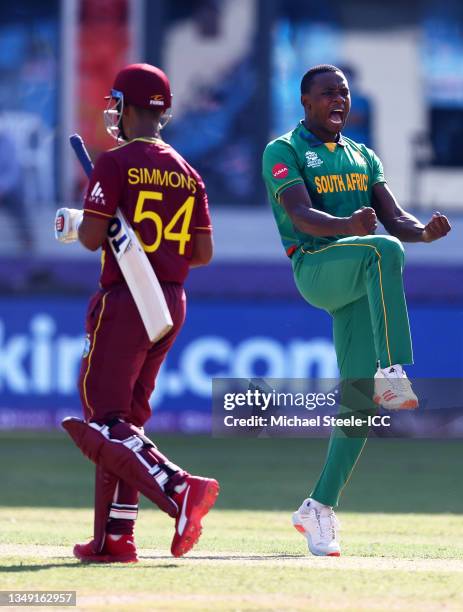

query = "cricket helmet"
[[104, 63, 173, 141]]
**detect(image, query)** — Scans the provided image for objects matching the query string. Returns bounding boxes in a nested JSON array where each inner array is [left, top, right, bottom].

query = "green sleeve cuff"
[[275, 178, 304, 200]]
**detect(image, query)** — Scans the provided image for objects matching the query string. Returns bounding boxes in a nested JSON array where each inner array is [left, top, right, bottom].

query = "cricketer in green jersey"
[[262, 64, 451, 557]]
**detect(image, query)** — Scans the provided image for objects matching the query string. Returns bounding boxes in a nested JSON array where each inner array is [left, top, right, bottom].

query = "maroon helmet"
[[104, 63, 172, 141]]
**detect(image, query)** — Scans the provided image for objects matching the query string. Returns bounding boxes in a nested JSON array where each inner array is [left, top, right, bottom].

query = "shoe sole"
[[292, 514, 341, 557], [172, 480, 220, 558], [73, 545, 138, 564], [373, 395, 418, 410]]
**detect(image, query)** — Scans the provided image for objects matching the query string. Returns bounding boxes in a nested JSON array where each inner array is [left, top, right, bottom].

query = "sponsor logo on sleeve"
[[88, 181, 106, 205], [272, 163, 289, 179]]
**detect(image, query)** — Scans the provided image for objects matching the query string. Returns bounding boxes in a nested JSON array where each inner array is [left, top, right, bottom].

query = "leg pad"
[[62, 417, 178, 517]]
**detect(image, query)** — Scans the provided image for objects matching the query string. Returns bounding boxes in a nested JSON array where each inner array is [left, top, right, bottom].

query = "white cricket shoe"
[[292, 498, 340, 556], [374, 364, 418, 410]]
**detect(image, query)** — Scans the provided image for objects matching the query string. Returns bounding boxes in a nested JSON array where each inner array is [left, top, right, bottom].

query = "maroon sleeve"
[[83, 152, 122, 220], [194, 176, 212, 234]]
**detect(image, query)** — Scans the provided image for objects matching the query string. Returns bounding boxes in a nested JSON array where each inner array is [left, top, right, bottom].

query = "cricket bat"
[[69, 134, 173, 343]]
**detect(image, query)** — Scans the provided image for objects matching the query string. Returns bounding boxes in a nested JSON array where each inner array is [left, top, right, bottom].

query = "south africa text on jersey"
[[314, 173, 369, 194], [128, 167, 198, 194]]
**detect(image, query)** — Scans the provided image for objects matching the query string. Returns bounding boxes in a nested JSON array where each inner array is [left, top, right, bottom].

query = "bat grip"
[[69, 133, 94, 178]]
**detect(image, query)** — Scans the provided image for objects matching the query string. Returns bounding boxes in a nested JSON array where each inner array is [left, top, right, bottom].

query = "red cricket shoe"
[[73, 534, 138, 563], [171, 476, 220, 558]]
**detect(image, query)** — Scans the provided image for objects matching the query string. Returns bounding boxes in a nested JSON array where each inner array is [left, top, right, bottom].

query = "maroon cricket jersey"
[[83, 137, 212, 287]]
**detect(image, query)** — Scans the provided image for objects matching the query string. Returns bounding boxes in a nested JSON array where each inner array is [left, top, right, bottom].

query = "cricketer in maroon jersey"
[[64, 64, 219, 564], [83, 137, 212, 287]]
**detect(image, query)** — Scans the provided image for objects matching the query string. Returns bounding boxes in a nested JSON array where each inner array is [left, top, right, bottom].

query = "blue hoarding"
[[0, 296, 461, 430]]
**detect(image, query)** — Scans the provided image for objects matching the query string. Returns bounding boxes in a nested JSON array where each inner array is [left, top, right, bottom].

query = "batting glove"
[[55, 208, 84, 243]]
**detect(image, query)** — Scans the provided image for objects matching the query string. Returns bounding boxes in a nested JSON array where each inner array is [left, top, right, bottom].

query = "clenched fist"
[[347, 206, 378, 236], [422, 212, 451, 243]]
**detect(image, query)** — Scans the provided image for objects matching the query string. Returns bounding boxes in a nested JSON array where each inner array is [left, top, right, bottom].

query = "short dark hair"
[[300, 64, 342, 94]]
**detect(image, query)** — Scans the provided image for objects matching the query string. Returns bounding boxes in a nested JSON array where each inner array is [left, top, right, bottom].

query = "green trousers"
[[292, 235, 413, 506]]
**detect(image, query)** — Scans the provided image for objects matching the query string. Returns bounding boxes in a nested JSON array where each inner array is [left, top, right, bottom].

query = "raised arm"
[[372, 182, 451, 243]]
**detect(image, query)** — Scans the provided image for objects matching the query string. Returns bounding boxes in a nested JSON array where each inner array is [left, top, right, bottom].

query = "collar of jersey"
[[298, 121, 346, 148], [129, 137, 166, 146], [110, 137, 167, 151]]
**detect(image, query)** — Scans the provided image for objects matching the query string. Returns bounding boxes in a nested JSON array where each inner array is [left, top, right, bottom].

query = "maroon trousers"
[[78, 282, 186, 427], [78, 282, 186, 535]]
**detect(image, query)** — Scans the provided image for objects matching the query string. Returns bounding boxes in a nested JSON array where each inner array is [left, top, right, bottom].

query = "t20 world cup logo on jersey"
[[305, 151, 323, 168]]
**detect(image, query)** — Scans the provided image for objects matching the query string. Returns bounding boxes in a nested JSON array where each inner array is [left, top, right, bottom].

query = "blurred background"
[[0, 0, 462, 432]]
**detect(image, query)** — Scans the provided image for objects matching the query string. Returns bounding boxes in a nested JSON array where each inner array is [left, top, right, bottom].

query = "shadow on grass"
[[0, 433, 462, 514], [2, 562, 80, 572], [142, 554, 303, 562], [2, 554, 305, 573]]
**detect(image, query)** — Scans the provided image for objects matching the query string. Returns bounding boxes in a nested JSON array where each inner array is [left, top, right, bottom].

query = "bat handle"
[[69, 133, 94, 178]]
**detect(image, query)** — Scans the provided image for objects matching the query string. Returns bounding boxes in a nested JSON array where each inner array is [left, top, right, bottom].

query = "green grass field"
[[1, 433, 462, 611]]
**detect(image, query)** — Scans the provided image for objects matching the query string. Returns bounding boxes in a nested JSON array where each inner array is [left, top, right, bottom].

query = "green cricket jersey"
[[262, 121, 386, 254]]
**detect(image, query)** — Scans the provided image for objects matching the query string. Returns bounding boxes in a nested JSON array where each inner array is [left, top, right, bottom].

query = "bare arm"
[[372, 183, 451, 243], [280, 183, 378, 236], [78, 215, 110, 251], [189, 233, 213, 268]]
